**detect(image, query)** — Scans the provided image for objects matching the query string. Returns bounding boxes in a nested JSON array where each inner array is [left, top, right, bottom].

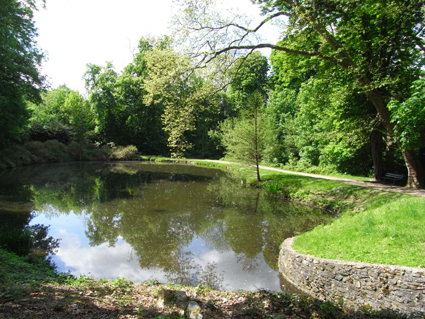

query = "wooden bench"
[[382, 173, 404, 185]]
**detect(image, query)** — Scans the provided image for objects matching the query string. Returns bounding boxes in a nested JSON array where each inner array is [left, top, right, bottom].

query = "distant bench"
[[382, 173, 404, 185]]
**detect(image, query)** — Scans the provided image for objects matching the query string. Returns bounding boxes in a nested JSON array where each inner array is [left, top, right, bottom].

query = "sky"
[[33, 0, 281, 94]]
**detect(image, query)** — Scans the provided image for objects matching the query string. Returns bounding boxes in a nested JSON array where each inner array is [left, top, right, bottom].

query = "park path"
[[197, 160, 425, 197]]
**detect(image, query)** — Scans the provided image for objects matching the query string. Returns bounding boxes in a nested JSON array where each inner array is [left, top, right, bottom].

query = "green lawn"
[[214, 161, 424, 269], [293, 196, 425, 268]]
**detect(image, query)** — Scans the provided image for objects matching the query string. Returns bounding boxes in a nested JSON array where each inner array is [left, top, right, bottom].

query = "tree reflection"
[[1, 162, 334, 286]]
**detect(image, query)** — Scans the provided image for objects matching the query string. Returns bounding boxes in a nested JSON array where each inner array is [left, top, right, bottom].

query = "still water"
[[0, 162, 333, 291]]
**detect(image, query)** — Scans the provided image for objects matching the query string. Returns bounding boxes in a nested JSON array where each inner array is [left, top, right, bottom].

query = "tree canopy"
[[172, 0, 425, 187], [0, 0, 46, 147]]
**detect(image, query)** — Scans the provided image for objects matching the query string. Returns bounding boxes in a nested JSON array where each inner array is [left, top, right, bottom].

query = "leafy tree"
[[28, 85, 72, 126], [227, 51, 270, 108], [0, 0, 46, 147], [143, 42, 217, 158], [28, 85, 73, 144], [115, 39, 168, 155], [28, 86, 95, 145], [84, 62, 121, 144], [219, 91, 274, 181], [173, 0, 425, 187], [63, 91, 95, 143], [84, 39, 169, 155], [388, 77, 425, 152]]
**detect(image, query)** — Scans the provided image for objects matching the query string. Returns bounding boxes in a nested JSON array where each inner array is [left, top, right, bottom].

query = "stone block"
[[157, 289, 190, 309]]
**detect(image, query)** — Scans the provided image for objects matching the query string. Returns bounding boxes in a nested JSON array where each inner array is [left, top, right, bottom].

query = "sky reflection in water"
[[1, 162, 333, 291]]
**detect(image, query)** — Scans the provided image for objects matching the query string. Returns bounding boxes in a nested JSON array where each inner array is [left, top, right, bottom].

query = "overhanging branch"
[[206, 43, 339, 64]]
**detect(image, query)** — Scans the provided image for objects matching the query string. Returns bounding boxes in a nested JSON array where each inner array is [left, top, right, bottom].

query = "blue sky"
[[34, 0, 281, 94]]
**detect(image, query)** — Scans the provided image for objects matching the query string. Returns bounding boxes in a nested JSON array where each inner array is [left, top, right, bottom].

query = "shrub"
[[0, 145, 34, 168], [29, 122, 73, 144], [110, 145, 139, 160]]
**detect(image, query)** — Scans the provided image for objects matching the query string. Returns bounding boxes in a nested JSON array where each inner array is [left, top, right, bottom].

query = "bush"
[[0, 144, 34, 168], [24, 140, 68, 163], [110, 145, 139, 160], [29, 122, 73, 144]]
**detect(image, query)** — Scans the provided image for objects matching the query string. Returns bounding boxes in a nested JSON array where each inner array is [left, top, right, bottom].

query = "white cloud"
[[56, 230, 167, 282], [194, 250, 281, 291]]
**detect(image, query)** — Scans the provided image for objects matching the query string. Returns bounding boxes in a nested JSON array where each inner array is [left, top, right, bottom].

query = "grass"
[[277, 162, 373, 182], [204, 161, 424, 269], [293, 196, 425, 268]]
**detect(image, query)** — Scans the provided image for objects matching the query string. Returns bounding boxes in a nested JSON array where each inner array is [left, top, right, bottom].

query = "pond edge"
[[279, 237, 425, 315]]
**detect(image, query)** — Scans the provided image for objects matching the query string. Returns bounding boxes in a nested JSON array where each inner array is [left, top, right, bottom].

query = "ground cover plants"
[[0, 251, 418, 318]]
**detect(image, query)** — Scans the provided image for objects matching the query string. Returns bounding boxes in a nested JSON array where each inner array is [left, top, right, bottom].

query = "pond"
[[0, 162, 333, 291]]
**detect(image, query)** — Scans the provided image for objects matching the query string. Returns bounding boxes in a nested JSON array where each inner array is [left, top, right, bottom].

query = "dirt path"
[[197, 160, 425, 197]]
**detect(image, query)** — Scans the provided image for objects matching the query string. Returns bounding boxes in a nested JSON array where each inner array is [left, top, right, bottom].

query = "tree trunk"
[[370, 128, 383, 181], [400, 147, 424, 188], [363, 87, 424, 188]]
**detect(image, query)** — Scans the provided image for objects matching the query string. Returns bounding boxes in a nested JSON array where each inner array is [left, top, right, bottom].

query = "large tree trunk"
[[400, 147, 424, 188], [370, 127, 383, 181], [364, 88, 424, 188]]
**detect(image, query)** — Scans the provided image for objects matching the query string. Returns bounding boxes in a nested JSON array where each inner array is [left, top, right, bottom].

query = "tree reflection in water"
[[0, 162, 334, 290]]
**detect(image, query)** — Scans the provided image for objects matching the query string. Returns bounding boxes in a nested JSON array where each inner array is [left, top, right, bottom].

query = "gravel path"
[[197, 160, 425, 197]]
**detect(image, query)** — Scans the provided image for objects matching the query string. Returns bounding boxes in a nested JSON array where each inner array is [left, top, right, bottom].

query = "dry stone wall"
[[279, 237, 425, 314]]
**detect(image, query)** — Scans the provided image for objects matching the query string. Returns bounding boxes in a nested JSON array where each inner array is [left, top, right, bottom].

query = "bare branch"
[[206, 43, 339, 65]]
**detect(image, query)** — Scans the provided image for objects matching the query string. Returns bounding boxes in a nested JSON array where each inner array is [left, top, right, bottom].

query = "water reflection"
[[0, 162, 333, 291]]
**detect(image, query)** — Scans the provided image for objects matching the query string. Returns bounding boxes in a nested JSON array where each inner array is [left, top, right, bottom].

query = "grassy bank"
[[293, 197, 425, 268], [0, 249, 416, 318], [208, 161, 424, 269]]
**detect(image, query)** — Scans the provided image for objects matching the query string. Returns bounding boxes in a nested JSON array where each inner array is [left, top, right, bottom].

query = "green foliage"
[[0, 0, 46, 147], [262, 181, 282, 195], [0, 248, 61, 286], [388, 77, 425, 151], [143, 43, 218, 158], [84, 62, 121, 143], [63, 91, 95, 143], [83, 39, 168, 155], [228, 51, 270, 107], [28, 121, 73, 144], [219, 91, 277, 180], [27, 85, 96, 145], [28, 85, 73, 125]]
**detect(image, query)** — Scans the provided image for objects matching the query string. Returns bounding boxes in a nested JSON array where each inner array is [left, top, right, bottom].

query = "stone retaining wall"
[[279, 237, 425, 314]]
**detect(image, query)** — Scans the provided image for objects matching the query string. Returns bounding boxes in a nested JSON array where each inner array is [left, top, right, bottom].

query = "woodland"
[[1, 0, 425, 188]]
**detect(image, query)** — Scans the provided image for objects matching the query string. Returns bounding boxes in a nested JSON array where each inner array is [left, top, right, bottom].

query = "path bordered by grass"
[[193, 160, 425, 269]]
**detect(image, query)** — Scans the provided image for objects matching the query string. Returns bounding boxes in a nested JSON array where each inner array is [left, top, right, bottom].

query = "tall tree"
[[115, 38, 168, 155], [173, 0, 425, 187], [219, 91, 274, 181], [63, 91, 94, 144], [84, 62, 121, 144], [143, 41, 217, 158], [0, 0, 45, 147]]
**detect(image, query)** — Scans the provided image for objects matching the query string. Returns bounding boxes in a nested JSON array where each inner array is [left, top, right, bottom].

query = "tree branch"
[[206, 43, 339, 64]]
